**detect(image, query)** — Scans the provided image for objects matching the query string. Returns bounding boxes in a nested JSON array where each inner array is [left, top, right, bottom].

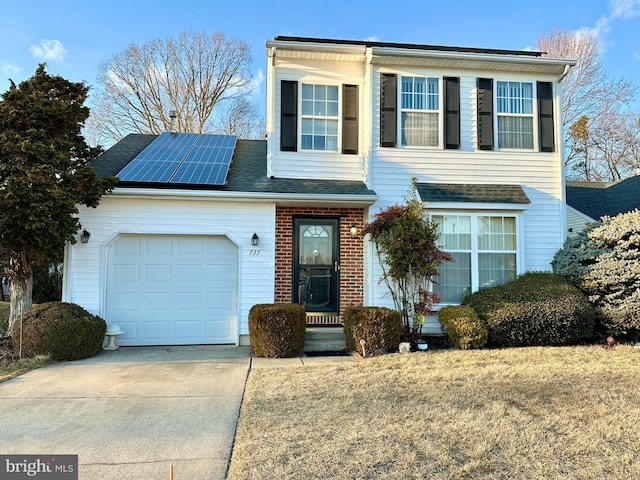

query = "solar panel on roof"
[[116, 132, 237, 187], [169, 134, 236, 185]]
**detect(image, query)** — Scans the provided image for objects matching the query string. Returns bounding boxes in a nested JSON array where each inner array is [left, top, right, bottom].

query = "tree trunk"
[[7, 253, 33, 337]]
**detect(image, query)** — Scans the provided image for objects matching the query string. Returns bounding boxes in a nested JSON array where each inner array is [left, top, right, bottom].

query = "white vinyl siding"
[[64, 196, 276, 343], [269, 59, 365, 181]]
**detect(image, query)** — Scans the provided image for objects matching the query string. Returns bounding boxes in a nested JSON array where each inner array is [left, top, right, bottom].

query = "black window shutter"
[[444, 77, 460, 149], [280, 80, 297, 152], [342, 84, 359, 154], [477, 78, 494, 151], [537, 81, 555, 152], [380, 73, 397, 147]]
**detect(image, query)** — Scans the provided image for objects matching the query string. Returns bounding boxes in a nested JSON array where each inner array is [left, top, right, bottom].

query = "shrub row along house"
[[63, 37, 575, 346]]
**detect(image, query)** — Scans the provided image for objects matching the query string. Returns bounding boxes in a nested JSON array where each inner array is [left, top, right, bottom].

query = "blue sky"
[[1, 0, 639, 113]]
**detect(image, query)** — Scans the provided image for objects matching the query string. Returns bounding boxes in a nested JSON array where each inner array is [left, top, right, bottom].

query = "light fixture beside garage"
[[251, 232, 259, 246], [80, 229, 91, 244]]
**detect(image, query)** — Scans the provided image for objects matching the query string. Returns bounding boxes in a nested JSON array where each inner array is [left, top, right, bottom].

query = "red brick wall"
[[275, 206, 365, 323]]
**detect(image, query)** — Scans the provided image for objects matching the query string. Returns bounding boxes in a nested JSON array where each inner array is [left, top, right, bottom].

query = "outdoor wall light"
[[80, 229, 91, 244], [251, 232, 259, 246], [350, 225, 358, 238]]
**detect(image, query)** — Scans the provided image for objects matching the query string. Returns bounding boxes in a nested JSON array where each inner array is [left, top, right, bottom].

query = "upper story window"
[[496, 81, 533, 149], [301, 84, 339, 151], [477, 78, 555, 152], [380, 73, 459, 150], [401, 77, 439, 147], [280, 80, 359, 154]]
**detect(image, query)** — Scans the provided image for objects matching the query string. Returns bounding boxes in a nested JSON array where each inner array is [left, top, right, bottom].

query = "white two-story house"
[[63, 37, 574, 346]]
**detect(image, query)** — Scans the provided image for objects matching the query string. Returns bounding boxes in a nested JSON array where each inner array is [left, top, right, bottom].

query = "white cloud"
[[248, 69, 264, 97], [609, 0, 640, 19], [28, 39, 67, 62], [1, 62, 20, 76]]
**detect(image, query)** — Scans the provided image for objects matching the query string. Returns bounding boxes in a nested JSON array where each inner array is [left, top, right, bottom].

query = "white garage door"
[[106, 234, 238, 346]]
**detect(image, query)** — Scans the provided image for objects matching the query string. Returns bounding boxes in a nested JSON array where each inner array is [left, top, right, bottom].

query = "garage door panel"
[[112, 264, 140, 283], [143, 264, 172, 283], [146, 236, 173, 254], [176, 264, 203, 282], [114, 236, 142, 254], [141, 293, 171, 310], [107, 234, 238, 346]]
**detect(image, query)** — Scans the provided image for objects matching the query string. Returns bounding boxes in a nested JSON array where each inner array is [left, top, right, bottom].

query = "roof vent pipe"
[[169, 110, 177, 133]]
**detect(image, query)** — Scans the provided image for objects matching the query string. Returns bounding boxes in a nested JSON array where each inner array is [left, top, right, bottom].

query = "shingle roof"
[[416, 183, 530, 204], [89, 134, 376, 198], [566, 177, 640, 220]]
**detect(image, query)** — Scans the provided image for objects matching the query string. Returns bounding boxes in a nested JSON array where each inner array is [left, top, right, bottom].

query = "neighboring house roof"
[[90, 133, 377, 199], [417, 183, 531, 204], [566, 177, 640, 221]]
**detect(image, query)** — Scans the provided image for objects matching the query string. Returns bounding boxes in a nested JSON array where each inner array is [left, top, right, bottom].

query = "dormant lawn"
[[228, 346, 640, 479]]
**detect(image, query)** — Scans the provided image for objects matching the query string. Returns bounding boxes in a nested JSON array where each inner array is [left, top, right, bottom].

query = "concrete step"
[[304, 327, 345, 352]]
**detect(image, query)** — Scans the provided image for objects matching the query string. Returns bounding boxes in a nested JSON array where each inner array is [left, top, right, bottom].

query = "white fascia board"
[[370, 46, 576, 74], [266, 39, 367, 56], [109, 187, 377, 206], [423, 202, 530, 211]]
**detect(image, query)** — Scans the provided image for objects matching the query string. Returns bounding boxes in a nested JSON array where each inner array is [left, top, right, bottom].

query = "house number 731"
[[249, 249, 261, 256]]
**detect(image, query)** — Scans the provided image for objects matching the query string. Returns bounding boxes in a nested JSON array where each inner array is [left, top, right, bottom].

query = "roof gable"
[[566, 177, 640, 220]]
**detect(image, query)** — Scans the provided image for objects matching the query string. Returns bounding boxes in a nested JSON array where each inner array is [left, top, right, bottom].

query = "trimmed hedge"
[[343, 306, 401, 356], [17, 302, 106, 361], [437, 305, 487, 349], [248, 303, 306, 358], [463, 272, 596, 347]]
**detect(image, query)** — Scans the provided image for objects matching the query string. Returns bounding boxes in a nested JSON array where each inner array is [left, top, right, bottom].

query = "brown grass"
[[228, 346, 640, 479]]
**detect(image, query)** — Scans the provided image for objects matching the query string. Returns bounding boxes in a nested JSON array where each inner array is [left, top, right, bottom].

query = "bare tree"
[[86, 31, 263, 145], [536, 28, 637, 179]]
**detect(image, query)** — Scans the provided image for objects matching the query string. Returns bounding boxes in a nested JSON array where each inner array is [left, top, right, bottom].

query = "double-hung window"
[[433, 213, 518, 304], [281, 81, 358, 154], [380, 74, 459, 149], [401, 77, 439, 147], [301, 84, 339, 151], [496, 81, 534, 149]]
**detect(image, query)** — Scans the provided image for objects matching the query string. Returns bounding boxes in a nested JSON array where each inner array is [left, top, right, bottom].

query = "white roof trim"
[[109, 187, 377, 206], [423, 202, 530, 211]]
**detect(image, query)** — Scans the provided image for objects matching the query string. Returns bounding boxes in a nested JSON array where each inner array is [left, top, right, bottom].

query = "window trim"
[[279, 79, 360, 155], [495, 80, 536, 151], [301, 83, 340, 152], [432, 211, 523, 305], [400, 76, 442, 148]]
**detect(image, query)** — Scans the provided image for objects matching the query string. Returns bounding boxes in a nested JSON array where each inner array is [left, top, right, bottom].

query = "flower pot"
[[417, 340, 428, 351]]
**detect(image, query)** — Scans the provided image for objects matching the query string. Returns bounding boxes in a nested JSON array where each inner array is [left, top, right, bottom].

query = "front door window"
[[293, 218, 338, 313]]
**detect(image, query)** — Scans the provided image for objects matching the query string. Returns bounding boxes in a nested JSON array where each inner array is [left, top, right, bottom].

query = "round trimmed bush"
[[16, 302, 106, 361], [437, 305, 487, 349], [249, 303, 306, 358], [343, 306, 401, 356], [463, 272, 596, 347]]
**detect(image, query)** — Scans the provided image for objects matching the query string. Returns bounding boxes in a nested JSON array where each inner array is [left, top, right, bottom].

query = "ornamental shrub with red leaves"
[[363, 178, 451, 342]]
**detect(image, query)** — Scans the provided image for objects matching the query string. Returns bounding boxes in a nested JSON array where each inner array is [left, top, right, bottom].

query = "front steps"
[[304, 327, 346, 352]]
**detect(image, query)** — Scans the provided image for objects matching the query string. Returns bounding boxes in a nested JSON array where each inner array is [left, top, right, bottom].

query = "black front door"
[[293, 217, 339, 313]]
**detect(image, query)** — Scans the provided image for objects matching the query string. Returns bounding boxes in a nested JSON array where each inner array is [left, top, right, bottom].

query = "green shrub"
[[463, 272, 596, 347], [248, 303, 306, 358], [343, 306, 401, 356], [552, 210, 640, 339], [16, 302, 106, 361], [33, 264, 63, 304], [437, 305, 487, 349]]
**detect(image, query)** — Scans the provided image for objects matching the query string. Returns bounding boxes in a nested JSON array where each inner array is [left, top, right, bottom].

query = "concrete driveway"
[[0, 346, 251, 480]]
